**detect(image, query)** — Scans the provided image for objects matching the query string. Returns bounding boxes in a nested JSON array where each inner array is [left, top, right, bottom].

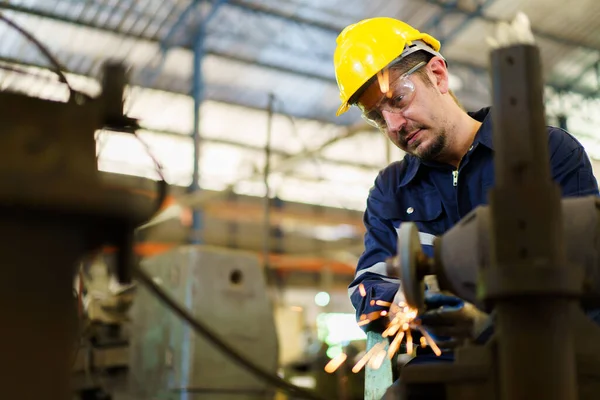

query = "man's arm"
[[348, 173, 400, 332], [548, 127, 599, 196]]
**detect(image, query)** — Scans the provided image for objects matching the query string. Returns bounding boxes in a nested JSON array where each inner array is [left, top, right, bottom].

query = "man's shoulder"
[[546, 125, 585, 156], [375, 155, 416, 186]]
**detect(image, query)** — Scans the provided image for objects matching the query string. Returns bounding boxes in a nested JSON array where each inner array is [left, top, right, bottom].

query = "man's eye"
[[390, 95, 406, 107]]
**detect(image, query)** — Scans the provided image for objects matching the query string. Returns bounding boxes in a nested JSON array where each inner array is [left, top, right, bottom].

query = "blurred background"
[[0, 0, 598, 399]]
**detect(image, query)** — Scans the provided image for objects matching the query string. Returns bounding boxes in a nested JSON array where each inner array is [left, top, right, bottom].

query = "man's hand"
[[418, 292, 490, 346], [387, 286, 408, 323]]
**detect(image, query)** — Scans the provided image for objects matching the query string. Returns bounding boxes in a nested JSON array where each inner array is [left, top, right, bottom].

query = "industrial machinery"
[[0, 14, 327, 400], [128, 246, 279, 399], [385, 30, 600, 400], [0, 57, 163, 400]]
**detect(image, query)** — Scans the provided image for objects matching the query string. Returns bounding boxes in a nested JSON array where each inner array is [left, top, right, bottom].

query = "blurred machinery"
[[0, 13, 328, 400], [0, 54, 162, 400], [128, 246, 279, 399], [386, 39, 600, 399]]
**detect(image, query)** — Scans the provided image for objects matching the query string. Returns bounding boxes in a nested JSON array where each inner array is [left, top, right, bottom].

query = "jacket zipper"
[[452, 170, 459, 187]]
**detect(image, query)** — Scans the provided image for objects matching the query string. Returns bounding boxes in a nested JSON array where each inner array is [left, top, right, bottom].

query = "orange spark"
[[324, 353, 348, 374], [406, 330, 413, 355], [368, 349, 387, 369], [416, 326, 442, 356], [359, 284, 367, 297], [387, 331, 405, 359], [377, 69, 390, 95], [352, 342, 386, 373]]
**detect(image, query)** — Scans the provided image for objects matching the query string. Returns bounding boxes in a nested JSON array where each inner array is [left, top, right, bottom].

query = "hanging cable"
[[0, 12, 75, 98]]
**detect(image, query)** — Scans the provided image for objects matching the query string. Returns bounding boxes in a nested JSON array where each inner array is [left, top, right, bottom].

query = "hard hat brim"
[[336, 102, 350, 116]]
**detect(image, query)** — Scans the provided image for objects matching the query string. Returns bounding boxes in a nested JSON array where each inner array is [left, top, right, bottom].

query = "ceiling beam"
[[0, 3, 596, 104], [423, 0, 600, 52]]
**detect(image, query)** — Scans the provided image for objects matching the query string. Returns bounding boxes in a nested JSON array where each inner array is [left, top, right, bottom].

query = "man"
[[333, 17, 599, 362]]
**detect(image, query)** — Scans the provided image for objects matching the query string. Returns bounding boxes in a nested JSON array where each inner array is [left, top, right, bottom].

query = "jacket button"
[[406, 207, 414, 214]]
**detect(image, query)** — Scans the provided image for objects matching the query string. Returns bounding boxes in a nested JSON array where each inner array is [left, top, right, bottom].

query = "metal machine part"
[[128, 246, 279, 400], [385, 44, 600, 399], [390, 196, 600, 312], [437, 196, 600, 310], [0, 63, 161, 400], [386, 223, 433, 312]]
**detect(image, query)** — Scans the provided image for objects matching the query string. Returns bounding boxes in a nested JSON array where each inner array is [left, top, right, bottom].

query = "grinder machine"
[[386, 29, 600, 400]]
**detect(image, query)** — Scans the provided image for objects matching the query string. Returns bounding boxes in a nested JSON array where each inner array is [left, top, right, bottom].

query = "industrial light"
[[314, 291, 330, 307]]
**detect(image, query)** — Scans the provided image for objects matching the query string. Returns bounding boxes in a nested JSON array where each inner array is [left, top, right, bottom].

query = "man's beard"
[[412, 129, 447, 162]]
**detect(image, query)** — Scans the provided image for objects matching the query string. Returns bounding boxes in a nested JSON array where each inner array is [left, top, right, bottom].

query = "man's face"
[[357, 62, 449, 162]]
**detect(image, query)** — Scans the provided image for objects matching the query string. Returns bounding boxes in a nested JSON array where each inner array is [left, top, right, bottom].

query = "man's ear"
[[427, 57, 449, 94]]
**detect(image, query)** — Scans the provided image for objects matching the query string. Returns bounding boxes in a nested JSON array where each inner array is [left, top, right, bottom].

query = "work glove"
[[418, 292, 491, 347], [387, 286, 408, 323]]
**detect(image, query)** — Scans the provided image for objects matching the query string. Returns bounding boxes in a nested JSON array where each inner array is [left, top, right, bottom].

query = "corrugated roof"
[[0, 0, 598, 211]]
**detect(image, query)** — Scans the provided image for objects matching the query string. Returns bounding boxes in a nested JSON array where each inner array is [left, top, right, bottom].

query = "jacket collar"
[[398, 107, 493, 187]]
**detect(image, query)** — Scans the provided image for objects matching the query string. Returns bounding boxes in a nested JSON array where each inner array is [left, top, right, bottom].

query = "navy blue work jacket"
[[350, 107, 599, 331]]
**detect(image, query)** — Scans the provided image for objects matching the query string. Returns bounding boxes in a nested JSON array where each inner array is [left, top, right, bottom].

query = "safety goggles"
[[357, 61, 427, 130]]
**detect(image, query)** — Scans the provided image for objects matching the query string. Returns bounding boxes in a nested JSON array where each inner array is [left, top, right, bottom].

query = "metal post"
[[487, 44, 580, 400], [263, 93, 275, 269], [557, 114, 568, 131], [188, 0, 229, 245], [189, 24, 204, 245]]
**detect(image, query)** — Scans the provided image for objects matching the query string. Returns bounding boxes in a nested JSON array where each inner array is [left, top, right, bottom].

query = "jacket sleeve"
[[548, 127, 599, 197], [348, 172, 400, 333]]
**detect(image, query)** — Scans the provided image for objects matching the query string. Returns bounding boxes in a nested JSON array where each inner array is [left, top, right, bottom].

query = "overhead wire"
[[0, 11, 76, 99]]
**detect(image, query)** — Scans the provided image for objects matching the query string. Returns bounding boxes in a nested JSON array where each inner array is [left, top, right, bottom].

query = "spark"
[[324, 296, 442, 374], [377, 68, 390, 95], [406, 330, 413, 354], [324, 352, 348, 373], [359, 283, 367, 297], [352, 342, 385, 373], [387, 331, 404, 358], [382, 322, 400, 338], [368, 348, 387, 369], [416, 325, 442, 356]]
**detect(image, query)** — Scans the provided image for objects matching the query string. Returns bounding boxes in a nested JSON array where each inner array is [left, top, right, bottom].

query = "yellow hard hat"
[[334, 17, 443, 116]]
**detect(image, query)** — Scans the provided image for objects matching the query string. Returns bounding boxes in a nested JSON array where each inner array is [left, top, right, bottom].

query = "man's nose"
[[381, 109, 407, 135]]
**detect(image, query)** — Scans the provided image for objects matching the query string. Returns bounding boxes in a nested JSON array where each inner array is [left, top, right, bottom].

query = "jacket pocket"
[[380, 189, 444, 223]]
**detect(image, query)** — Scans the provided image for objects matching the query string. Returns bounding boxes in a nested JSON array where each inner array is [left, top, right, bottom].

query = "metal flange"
[[387, 222, 433, 311]]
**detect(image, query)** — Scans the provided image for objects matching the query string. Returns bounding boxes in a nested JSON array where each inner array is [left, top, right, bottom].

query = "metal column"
[[189, 0, 229, 245], [487, 44, 580, 400], [190, 23, 204, 245]]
